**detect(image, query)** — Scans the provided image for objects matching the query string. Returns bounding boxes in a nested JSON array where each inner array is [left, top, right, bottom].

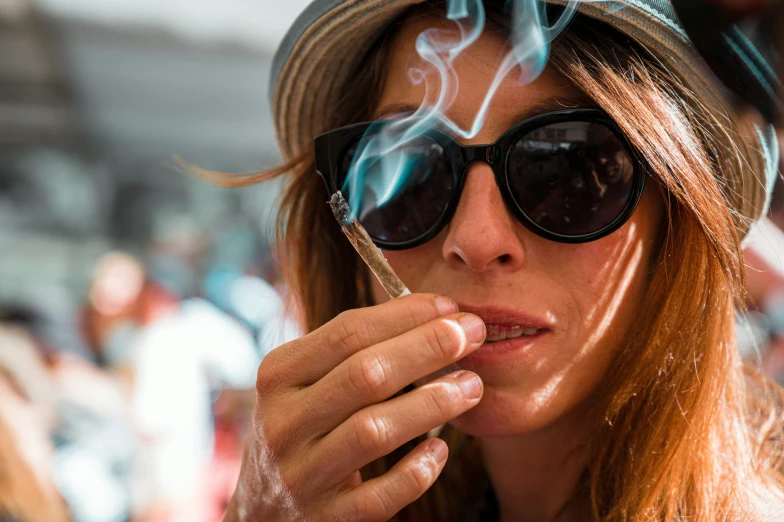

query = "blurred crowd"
[[742, 183, 784, 383], [0, 235, 298, 522], [0, 1, 298, 520]]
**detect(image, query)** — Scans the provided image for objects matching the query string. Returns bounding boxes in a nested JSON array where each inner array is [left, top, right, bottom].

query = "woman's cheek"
[[377, 244, 444, 297], [565, 186, 663, 350]]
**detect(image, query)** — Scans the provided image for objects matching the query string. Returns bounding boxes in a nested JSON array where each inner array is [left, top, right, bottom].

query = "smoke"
[[343, 0, 596, 222]]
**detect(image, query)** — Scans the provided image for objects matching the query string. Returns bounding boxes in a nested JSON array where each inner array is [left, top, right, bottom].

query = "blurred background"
[[0, 0, 307, 520], [2, 0, 784, 521]]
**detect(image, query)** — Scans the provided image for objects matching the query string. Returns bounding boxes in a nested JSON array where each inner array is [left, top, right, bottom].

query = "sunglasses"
[[315, 109, 645, 250]]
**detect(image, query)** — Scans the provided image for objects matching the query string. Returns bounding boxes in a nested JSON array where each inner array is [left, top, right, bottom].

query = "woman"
[[217, 1, 784, 520]]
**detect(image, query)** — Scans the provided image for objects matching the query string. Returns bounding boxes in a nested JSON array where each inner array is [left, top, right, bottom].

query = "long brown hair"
[[202, 3, 784, 520]]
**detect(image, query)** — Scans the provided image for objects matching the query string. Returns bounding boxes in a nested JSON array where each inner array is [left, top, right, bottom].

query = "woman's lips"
[[457, 304, 551, 333], [462, 330, 549, 366], [456, 304, 552, 365]]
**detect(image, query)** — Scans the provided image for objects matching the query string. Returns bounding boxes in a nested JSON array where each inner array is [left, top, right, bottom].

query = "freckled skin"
[[369, 18, 664, 438]]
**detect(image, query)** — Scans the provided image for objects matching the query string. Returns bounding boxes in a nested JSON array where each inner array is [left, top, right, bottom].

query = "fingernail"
[[457, 314, 485, 344], [427, 439, 448, 464], [435, 296, 458, 316], [457, 371, 483, 400]]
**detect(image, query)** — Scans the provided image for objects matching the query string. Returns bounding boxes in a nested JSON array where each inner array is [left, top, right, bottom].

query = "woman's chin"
[[446, 385, 562, 438]]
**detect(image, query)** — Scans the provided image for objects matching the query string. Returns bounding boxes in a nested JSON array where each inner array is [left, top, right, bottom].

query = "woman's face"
[[368, 17, 664, 437]]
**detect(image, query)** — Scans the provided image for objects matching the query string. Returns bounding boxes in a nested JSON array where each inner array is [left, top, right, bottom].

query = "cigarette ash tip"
[[330, 191, 356, 226]]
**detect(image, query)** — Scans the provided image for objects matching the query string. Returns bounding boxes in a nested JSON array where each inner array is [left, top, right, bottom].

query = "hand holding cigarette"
[[224, 294, 485, 522]]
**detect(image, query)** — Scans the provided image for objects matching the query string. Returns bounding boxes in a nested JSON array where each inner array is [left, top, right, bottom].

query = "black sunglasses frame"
[[314, 109, 646, 250]]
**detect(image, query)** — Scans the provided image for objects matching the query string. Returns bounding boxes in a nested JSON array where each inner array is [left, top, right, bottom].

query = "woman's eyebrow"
[[373, 103, 419, 119], [514, 96, 596, 119], [373, 96, 596, 122]]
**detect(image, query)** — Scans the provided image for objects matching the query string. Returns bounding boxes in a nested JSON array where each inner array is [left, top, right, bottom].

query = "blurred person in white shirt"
[[127, 289, 259, 522]]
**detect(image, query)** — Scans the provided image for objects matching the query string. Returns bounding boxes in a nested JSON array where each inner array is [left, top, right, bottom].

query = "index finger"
[[273, 293, 458, 386]]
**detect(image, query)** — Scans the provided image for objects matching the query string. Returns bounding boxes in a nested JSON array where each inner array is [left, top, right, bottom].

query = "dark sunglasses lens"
[[339, 134, 454, 244], [507, 121, 636, 237]]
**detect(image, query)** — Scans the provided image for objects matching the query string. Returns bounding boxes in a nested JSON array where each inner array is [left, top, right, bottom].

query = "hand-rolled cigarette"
[[330, 191, 411, 299], [331, 192, 443, 438]]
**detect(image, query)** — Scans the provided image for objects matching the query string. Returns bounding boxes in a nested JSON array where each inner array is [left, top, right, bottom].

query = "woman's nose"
[[441, 162, 526, 272]]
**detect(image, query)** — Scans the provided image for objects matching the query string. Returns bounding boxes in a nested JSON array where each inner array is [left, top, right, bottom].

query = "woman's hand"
[[224, 294, 486, 522]]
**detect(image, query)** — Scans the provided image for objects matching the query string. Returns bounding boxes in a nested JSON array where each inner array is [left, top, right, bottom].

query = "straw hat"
[[270, 0, 779, 240]]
